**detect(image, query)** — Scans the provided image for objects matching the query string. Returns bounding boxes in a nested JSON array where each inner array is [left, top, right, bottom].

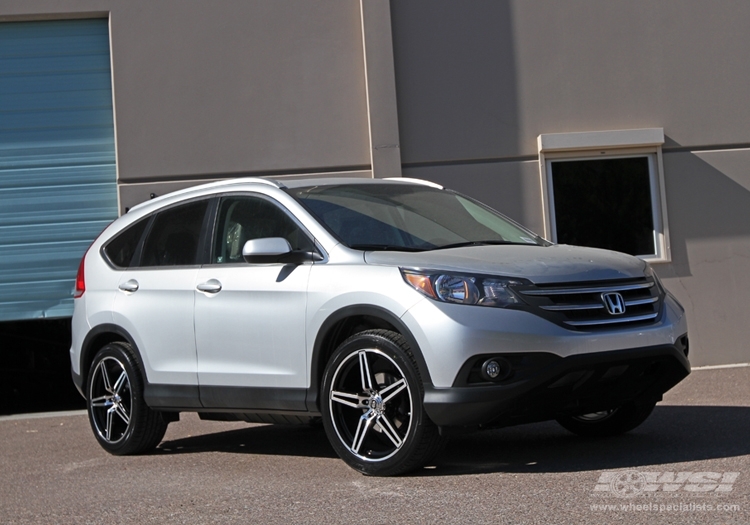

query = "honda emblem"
[[602, 292, 626, 315]]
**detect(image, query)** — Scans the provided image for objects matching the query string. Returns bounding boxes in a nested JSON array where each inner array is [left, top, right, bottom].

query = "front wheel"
[[321, 329, 444, 476], [556, 400, 657, 437], [86, 342, 168, 455]]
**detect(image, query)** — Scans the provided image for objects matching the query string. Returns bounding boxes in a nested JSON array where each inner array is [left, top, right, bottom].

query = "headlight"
[[401, 269, 524, 308]]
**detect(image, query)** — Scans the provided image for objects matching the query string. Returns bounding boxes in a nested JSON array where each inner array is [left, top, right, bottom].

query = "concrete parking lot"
[[1, 366, 748, 525]]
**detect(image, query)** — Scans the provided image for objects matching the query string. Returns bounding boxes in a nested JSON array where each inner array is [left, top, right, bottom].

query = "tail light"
[[74, 253, 87, 298]]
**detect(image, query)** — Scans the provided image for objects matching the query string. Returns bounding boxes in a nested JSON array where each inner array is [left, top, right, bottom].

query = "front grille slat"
[[540, 303, 604, 311], [520, 282, 654, 296], [625, 296, 659, 307], [515, 277, 663, 330]]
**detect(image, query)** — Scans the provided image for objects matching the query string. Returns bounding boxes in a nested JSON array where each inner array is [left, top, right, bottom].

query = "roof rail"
[[384, 177, 443, 189], [128, 177, 284, 212]]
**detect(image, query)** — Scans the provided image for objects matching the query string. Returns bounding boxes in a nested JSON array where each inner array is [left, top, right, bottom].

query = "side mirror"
[[242, 238, 322, 264]]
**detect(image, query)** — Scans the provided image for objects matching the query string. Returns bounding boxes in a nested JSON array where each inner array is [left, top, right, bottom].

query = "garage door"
[[0, 18, 117, 321]]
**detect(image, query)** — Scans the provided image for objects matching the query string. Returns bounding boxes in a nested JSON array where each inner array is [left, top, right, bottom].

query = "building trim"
[[360, 0, 402, 178]]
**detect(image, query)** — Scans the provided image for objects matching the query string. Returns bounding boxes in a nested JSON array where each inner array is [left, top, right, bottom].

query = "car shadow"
[[155, 405, 750, 476], [156, 420, 339, 459]]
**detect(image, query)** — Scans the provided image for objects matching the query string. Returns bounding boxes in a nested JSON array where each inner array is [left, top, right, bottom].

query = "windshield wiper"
[[349, 244, 427, 252], [430, 240, 538, 251]]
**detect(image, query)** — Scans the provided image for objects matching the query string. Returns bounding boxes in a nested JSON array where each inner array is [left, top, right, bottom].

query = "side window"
[[140, 200, 209, 267], [213, 196, 314, 264], [103, 218, 149, 268]]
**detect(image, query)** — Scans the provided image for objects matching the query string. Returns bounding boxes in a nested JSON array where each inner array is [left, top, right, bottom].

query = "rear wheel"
[[556, 400, 657, 437], [321, 329, 444, 476], [86, 342, 168, 455]]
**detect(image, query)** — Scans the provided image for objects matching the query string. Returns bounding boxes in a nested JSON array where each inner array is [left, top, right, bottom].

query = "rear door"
[[112, 199, 209, 393]]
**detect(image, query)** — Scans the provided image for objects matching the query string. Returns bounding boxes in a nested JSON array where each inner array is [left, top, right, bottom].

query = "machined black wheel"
[[87, 342, 168, 455], [321, 329, 443, 476], [556, 400, 657, 437]]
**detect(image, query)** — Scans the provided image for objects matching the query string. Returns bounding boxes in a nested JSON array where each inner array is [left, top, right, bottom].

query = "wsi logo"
[[594, 471, 740, 498]]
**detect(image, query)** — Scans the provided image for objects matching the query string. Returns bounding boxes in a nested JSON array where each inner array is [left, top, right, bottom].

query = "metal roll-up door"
[[0, 18, 117, 321]]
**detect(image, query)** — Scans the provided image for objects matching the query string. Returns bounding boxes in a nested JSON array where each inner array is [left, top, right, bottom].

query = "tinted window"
[[140, 200, 208, 267], [288, 184, 542, 251], [213, 196, 313, 264], [103, 218, 149, 268]]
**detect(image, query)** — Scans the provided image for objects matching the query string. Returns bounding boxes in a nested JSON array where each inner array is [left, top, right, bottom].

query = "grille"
[[515, 277, 663, 329]]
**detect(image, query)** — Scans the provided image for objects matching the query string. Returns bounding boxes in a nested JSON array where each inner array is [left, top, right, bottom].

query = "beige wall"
[[2, 0, 748, 365], [391, 0, 750, 366]]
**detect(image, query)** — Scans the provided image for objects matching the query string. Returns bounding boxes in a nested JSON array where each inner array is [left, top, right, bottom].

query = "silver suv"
[[70, 177, 690, 476]]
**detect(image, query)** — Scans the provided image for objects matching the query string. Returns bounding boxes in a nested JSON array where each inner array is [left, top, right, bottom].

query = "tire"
[[86, 342, 168, 455], [555, 400, 657, 437], [321, 329, 444, 476]]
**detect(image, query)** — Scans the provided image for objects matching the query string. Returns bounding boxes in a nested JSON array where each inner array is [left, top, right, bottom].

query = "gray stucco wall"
[[391, 0, 750, 366], [110, 2, 370, 181]]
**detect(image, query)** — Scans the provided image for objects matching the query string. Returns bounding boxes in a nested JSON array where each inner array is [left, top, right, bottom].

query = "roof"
[[128, 176, 443, 213]]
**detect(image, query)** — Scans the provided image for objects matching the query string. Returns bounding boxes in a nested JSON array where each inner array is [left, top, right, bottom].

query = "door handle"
[[118, 279, 139, 293], [196, 279, 222, 294]]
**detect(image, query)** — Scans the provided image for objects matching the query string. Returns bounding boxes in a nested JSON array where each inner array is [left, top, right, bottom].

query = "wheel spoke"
[[358, 350, 373, 391], [105, 407, 115, 441], [90, 395, 111, 408], [376, 414, 403, 448], [331, 390, 364, 409], [351, 409, 377, 454], [112, 371, 128, 395], [380, 378, 407, 404], [99, 361, 113, 394], [114, 404, 130, 425]]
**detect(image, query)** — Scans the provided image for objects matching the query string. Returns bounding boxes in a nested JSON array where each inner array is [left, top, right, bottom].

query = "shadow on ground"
[[156, 405, 750, 476]]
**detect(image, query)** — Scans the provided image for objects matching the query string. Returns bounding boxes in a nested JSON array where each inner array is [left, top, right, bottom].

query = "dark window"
[[140, 200, 208, 267], [213, 196, 314, 264], [550, 157, 655, 256], [103, 218, 149, 268], [288, 184, 542, 251]]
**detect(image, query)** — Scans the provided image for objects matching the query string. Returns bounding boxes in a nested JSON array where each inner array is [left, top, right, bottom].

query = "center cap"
[[368, 394, 384, 414]]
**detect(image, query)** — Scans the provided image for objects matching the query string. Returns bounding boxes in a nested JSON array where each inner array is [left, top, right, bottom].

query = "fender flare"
[[79, 324, 144, 391], [306, 304, 433, 411]]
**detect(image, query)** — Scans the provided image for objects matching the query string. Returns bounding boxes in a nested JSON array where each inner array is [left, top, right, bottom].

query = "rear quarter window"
[[103, 218, 149, 269]]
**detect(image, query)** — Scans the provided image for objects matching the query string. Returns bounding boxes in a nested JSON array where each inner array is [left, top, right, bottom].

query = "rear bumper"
[[423, 343, 690, 428]]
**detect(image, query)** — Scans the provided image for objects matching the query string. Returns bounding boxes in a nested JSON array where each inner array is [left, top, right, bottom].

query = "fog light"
[[481, 357, 511, 382]]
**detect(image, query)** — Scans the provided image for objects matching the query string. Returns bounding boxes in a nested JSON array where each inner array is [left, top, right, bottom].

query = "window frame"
[[102, 197, 215, 270], [537, 128, 671, 263], [205, 192, 320, 266]]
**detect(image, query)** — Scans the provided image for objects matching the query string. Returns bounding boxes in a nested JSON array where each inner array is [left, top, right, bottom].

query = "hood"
[[364, 244, 646, 284]]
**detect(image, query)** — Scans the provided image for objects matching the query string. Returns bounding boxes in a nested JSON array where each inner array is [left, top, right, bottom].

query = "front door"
[[194, 194, 315, 411]]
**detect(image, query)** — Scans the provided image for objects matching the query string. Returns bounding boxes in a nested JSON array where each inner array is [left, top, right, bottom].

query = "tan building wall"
[[1, 0, 748, 365], [392, 0, 750, 366]]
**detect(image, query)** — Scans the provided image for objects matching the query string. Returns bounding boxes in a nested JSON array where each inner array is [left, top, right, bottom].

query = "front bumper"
[[423, 343, 690, 428]]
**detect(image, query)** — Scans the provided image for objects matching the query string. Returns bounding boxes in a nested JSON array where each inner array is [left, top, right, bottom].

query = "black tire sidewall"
[[86, 342, 147, 454], [556, 401, 657, 437], [321, 331, 427, 476]]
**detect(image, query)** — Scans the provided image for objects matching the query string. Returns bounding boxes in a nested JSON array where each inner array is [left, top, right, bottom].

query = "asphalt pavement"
[[1, 366, 748, 524]]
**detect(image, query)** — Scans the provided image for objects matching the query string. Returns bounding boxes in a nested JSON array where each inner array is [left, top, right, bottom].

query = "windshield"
[[286, 183, 546, 251]]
